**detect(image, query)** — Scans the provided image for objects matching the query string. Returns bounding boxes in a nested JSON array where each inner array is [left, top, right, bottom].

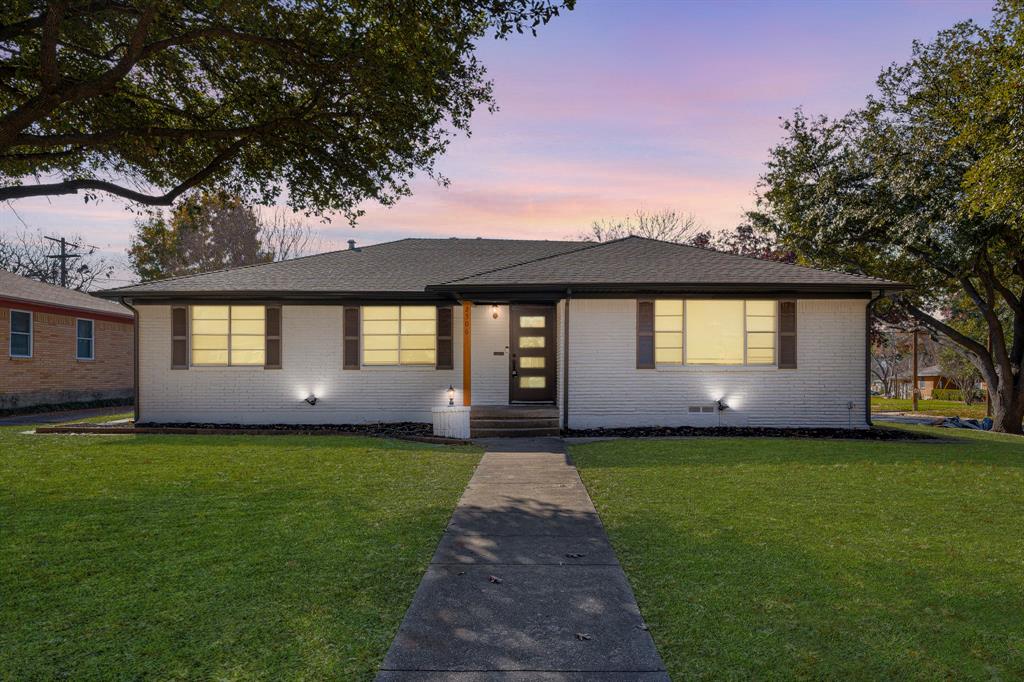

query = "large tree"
[[0, 0, 572, 220], [755, 2, 1024, 432], [127, 192, 317, 280]]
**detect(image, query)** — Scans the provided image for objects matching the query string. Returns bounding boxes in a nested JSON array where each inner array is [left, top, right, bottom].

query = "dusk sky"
[[1, 0, 991, 287]]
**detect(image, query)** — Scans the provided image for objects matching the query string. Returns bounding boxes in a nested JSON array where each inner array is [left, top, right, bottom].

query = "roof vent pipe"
[[347, 239, 357, 251]]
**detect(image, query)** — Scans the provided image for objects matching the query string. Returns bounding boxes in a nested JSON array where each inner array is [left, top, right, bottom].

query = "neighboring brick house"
[[1, 269, 134, 411], [97, 237, 908, 432]]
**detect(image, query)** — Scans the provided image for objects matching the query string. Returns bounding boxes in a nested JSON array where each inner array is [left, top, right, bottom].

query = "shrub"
[[932, 388, 969, 402]]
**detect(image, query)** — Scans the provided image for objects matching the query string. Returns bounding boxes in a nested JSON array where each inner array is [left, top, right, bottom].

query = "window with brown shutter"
[[343, 305, 360, 369], [265, 306, 282, 369], [778, 300, 797, 368], [636, 299, 655, 369], [436, 305, 453, 369], [171, 306, 188, 369]]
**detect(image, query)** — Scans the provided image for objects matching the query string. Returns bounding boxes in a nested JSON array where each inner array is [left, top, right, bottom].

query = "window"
[[744, 300, 776, 365], [654, 300, 683, 365], [10, 310, 31, 357], [653, 299, 777, 366], [363, 306, 436, 366], [190, 305, 265, 366], [76, 319, 94, 360]]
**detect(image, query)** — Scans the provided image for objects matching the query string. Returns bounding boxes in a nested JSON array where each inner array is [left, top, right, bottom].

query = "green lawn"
[[573, 427, 1024, 680], [0, 424, 480, 680], [872, 396, 988, 419]]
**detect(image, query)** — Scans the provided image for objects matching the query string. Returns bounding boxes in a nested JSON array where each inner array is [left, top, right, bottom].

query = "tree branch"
[[0, 137, 247, 205]]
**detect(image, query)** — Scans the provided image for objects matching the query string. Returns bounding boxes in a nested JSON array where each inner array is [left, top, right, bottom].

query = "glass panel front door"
[[509, 305, 556, 402]]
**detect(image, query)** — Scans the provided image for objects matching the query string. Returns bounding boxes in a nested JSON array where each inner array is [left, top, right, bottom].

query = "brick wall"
[[137, 304, 461, 424], [0, 306, 134, 409], [566, 298, 869, 429]]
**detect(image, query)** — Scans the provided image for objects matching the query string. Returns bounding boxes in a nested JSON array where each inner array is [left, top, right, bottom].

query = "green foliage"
[[0, 1, 573, 218], [0, 425, 480, 679], [573, 431, 1024, 679], [754, 4, 1024, 431], [128, 192, 269, 280], [932, 388, 965, 401]]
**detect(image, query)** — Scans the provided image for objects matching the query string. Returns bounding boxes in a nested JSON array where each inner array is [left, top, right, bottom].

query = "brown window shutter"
[[436, 305, 453, 369], [171, 306, 188, 369], [343, 305, 360, 369], [778, 300, 797, 368], [636, 299, 655, 369], [265, 305, 282, 369]]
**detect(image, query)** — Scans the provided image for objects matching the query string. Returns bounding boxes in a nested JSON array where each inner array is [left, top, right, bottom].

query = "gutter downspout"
[[562, 289, 571, 431], [866, 290, 886, 427], [120, 297, 140, 423]]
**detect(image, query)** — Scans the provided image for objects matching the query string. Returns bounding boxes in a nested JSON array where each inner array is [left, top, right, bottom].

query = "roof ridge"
[[99, 237, 413, 294], [621, 235, 891, 283], [436, 236, 629, 285]]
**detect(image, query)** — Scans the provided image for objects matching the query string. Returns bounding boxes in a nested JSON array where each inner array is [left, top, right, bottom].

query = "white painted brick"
[[138, 305, 461, 424], [138, 299, 868, 429], [564, 299, 868, 429]]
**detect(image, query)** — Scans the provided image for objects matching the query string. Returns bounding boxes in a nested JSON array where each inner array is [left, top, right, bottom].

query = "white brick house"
[[98, 237, 905, 433]]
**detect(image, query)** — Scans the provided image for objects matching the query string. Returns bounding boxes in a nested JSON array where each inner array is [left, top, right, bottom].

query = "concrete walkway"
[[377, 438, 667, 681]]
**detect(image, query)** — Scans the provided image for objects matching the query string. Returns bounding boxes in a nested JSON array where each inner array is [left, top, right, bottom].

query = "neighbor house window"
[[653, 299, 777, 366], [362, 306, 436, 366], [190, 305, 265, 366], [10, 310, 31, 357], [76, 319, 94, 360]]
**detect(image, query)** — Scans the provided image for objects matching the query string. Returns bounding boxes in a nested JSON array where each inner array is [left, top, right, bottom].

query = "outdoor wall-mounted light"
[[447, 385, 455, 407], [305, 394, 318, 406], [716, 398, 729, 412], [491, 304, 499, 319]]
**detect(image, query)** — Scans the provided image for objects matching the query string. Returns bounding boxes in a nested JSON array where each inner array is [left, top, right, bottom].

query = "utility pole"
[[44, 236, 81, 288], [911, 326, 919, 412]]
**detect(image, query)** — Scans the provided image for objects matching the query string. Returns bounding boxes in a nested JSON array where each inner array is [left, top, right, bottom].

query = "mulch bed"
[[562, 425, 938, 440], [35, 421, 470, 446]]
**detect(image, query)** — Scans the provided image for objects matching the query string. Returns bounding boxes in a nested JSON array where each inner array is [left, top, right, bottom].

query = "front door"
[[509, 305, 556, 403]]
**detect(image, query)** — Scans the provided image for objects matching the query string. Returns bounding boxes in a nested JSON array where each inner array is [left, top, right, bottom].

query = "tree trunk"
[[987, 375, 1024, 434]]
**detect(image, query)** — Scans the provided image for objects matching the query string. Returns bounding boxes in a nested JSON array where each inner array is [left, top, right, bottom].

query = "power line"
[[43, 235, 82, 288]]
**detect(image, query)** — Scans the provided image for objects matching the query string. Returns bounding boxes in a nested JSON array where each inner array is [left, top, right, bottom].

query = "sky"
[[0, 0, 992, 287]]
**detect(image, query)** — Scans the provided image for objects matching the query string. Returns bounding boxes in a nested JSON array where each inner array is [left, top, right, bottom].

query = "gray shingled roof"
[[97, 238, 584, 298], [0, 269, 132, 317], [96, 236, 904, 300], [432, 237, 898, 291]]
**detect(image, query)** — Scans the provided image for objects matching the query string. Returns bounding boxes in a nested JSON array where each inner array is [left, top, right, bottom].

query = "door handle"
[[511, 353, 518, 377]]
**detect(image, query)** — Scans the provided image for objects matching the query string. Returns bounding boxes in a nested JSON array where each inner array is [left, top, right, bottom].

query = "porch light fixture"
[[716, 398, 729, 412], [491, 304, 499, 319], [447, 385, 455, 406], [305, 394, 318, 406]]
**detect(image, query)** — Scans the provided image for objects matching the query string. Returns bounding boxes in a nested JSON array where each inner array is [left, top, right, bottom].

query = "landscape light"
[[716, 398, 729, 412], [447, 385, 455, 406], [305, 394, 318, 406]]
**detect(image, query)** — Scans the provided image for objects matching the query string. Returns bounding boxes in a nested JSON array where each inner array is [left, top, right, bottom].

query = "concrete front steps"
[[470, 405, 560, 438]]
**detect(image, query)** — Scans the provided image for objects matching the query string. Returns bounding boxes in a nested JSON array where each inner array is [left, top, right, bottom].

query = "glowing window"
[[745, 300, 776, 365], [654, 299, 683, 365], [519, 336, 545, 348], [363, 306, 436, 366], [519, 316, 546, 328], [520, 357, 545, 369], [191, 305, 265, 366], [685, 300, 744, 365], [519, 376, 546, 388]]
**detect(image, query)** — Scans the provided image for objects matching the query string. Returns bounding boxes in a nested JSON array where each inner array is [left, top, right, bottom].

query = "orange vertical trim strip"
[[462, 301, 472, 406]]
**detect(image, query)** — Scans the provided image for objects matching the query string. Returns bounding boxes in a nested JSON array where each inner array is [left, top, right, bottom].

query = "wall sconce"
[[305, 394, 318, 406], [447, 385, 455, 406], [716, 398, 729, 412], [491, 304, 499, 319]]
